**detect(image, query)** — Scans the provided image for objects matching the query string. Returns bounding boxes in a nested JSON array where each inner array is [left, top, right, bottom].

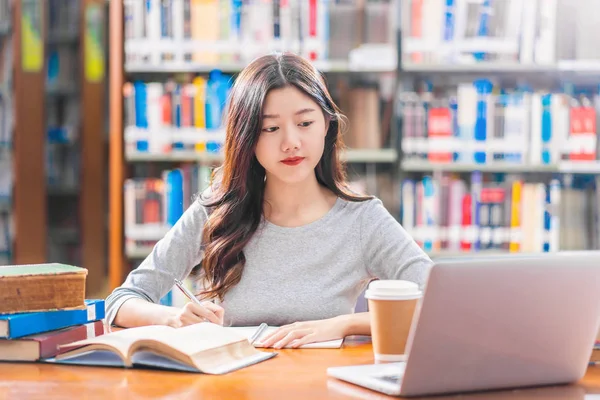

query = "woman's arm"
[[114, 297, 224, 328], [114, 298, 178, 327], [336, 312, 371, 336], [258, 312, 371, 349], [105, 200, 211, 328], [359, 198, 433, 287]]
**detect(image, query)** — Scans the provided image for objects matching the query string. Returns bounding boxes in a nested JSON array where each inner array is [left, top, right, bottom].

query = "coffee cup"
[[365, 280, 422, 362]]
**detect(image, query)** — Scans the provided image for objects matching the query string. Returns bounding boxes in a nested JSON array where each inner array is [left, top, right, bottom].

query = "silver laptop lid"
[[400, 252, 600, 397]]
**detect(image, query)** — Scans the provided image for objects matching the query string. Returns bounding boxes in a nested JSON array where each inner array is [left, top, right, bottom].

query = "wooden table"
[[1, 337, 600, 400]]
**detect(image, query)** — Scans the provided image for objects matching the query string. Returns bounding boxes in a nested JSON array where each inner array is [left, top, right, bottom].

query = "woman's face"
[[255, 85, 328, 185]]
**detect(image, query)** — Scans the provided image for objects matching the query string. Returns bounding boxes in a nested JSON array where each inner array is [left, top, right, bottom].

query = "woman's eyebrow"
[[262, 108, 315, 119], [295, 108, 315, 116]]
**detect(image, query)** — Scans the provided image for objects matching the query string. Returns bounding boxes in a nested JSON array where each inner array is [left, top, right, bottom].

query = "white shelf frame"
[[125, 148, 398, 164]]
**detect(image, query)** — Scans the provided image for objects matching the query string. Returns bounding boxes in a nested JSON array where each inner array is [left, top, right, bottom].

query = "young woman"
[[105, 52, 433, 349]]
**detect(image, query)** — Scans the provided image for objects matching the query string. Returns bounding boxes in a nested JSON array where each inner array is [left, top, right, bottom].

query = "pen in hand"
[[173, 278, 224, 325], [174, 278, 203, 305]]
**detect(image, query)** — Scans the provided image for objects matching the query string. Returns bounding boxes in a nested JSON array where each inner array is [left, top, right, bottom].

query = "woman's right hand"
[[167, 301, 225, 328]]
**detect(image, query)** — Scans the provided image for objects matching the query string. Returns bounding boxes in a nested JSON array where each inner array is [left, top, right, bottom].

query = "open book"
[[50, 323, 276, 374], [227, 326, 344, 349]]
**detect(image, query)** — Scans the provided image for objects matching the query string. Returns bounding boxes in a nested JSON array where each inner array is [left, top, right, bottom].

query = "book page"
[[58, 325, 175, 360], [141, 323, 249, 357], [226, 326, 344, 349]]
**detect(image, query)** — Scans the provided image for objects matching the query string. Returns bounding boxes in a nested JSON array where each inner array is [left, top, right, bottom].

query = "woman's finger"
[[290, 333, 317, 349], [273, 329, 311, 349], [201, 302, 225, 324], [186, 303, 221, 324], [257, 327, 291, 347], [179, 311, 206, 326]]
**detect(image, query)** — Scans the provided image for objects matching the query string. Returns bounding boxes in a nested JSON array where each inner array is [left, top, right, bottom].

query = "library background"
[[0, 0, 599, 302]]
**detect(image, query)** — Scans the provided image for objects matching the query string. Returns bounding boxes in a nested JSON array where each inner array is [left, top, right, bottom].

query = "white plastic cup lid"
[[365, 280, 422, 300]]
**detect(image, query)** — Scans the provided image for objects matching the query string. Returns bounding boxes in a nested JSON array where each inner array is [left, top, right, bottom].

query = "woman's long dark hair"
[[198, 52, 372, 301]]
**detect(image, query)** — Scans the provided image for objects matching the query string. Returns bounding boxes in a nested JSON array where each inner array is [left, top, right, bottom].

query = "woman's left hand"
[[257, 318, 346, 349]]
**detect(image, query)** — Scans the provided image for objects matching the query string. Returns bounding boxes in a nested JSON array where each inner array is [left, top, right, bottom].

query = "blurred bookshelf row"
[[123, 0, 397, 72], [400, 0, 600, 69], [397, 83, 600, 174]]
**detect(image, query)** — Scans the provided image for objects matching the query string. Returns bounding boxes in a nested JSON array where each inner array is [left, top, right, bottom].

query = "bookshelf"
[[0, 1, 107, 295], [108, 0, 403, 290], [13, 0, 47, 264], [395, 0, 600, 257], [0, 0, 11, 265]]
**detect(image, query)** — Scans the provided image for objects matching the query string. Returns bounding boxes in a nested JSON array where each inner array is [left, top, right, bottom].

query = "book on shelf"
[[0, 320, 105, 362], [47, 0, 79, 39], [51, 322, 277, 374], [124, 0, 396, 68], [0, 0, 10, 31], [0, 263, 88, 314], [401, 0, 592, 66], [401, 172, 600, 255], [398, 82, 600, 168]]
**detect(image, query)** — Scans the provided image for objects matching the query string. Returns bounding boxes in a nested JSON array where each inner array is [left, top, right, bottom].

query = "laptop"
[[327, 252, 600, 397]]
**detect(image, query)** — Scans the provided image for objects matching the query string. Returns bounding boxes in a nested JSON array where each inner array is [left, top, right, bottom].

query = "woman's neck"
[[262, 173, 337, 226]]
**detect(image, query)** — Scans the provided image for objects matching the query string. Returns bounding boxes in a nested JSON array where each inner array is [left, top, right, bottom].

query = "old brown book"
[[0, 263, 87, 314]]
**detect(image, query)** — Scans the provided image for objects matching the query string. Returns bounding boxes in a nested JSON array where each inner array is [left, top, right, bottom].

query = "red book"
[[0, 320, 104, 361], [427, 107, 453, 163], [569, 105, 597, 161], [460, 194, 472, 251]]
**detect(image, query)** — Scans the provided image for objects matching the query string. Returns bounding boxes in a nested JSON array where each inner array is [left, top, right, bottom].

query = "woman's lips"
[[281, 157, 305, 166]]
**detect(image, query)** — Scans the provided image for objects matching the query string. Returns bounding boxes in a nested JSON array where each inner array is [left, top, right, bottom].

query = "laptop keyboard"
[[369, 363, 406, 385], [375, 374, 403, 385]]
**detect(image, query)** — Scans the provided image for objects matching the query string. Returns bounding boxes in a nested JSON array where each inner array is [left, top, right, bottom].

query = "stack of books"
[[0, 263, 106, 362]]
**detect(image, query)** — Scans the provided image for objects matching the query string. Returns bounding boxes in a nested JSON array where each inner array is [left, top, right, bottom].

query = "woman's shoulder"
[[338, 194, 388, 219], [183, 185, 219, 220]]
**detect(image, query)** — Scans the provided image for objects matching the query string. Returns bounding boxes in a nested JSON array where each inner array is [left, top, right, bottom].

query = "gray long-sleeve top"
[[105, 196, 433, 327]]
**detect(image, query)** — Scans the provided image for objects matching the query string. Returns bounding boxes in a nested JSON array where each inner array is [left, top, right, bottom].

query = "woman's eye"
[[299, 121, 314, 127], [262, 126, 279, 133]]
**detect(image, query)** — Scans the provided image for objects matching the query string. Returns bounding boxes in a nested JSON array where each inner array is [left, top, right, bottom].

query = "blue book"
[[444, 0, 455, 42], [165, 169, 184, 226], [0, 299, 105, 339], [471, 171, 483, 251], [474, 79, 493, 164], [133, 80, 149, 152], [541, 93, 552, 164], [473, 0, 492, 61]]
